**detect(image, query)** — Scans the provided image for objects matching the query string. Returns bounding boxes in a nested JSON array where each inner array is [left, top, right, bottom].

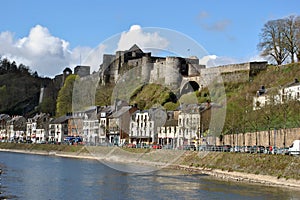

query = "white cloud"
[[199, 55, 217, 66], [0, 25, 92, 77], [0, 24, 170, 77], [199, 54, 240, 67], [248, 54, 266, 62], [117, 25, 169, 51]]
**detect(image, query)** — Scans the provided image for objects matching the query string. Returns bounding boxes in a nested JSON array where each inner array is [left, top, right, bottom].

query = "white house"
[[129, 110, 155, 145], [0, 129, 7, 141], [26, 122, 46, 143], [253, 80, 300, 110], [0, 114, 10, 141], [26, 113, 49, 143], [83, 115, 100, 145], [98, 106, 113, 144], [178, 104, 200, 146], [48, 115, 70, 143], [8, 116, 26, 142], [35, 129, 46, 143], [280, 79, 300, 102]]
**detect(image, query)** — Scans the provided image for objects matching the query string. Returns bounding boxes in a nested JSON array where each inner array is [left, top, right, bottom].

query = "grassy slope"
[[129, 84, 177, 110], [180, 151, 300, 180]]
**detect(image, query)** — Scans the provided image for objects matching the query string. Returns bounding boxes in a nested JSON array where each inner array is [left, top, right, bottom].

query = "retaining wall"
[[208, 128, 300, 147]]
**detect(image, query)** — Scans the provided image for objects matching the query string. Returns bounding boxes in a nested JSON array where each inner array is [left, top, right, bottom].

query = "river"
[[0, 152, 299, 200]]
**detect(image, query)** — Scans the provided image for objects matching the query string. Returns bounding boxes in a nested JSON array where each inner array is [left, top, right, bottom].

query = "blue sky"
[[0, 0, 299, 77]]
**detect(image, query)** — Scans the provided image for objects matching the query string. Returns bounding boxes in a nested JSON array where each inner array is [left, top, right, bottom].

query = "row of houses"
[[0, 101, 215, 148]]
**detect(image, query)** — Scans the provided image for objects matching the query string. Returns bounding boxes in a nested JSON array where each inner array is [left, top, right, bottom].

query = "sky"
[[0, 0, 299, 77]]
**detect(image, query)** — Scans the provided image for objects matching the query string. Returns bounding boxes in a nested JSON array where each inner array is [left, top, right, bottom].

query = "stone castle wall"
[[99, 45, 267, 91], [193, 61, 267, 88]]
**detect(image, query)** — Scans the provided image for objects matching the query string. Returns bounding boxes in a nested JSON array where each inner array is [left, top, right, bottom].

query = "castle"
[[99, 44, 268, 94]]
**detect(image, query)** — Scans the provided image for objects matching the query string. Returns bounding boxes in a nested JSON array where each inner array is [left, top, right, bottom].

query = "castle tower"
[[141, 55, 152, 83], [165, 57, 182, 91], [74, 65, 90, 77], [186, 56, 205, 76], [61, 67, 73, 87], [63, 67, 72, 81]]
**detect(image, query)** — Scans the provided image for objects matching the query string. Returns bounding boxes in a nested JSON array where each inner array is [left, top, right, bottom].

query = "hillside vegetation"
[[94, 82, 211, 111], [0, 58, 57, 116], [224, 62, 300, 134]]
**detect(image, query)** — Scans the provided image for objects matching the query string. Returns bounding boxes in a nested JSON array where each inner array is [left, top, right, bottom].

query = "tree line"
[[258, 15, 300, 65], [0, 57, 57, 116]]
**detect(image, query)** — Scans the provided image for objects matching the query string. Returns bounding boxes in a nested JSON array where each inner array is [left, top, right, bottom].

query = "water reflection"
[[0, 152, 300, 200]]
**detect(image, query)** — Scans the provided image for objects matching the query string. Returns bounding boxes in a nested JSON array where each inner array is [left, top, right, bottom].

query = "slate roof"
[[128, 44, 143, 54], [50, 115, 71, 124], [110, 106, 132, 118]]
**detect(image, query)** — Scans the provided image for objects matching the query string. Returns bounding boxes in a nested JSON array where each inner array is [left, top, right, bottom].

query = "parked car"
[[264, 146, 273, 154], [277, 147, 289, 155], [185, 144, 196, 151], [289, 140, 300, 155], [244, 146, 252, 153], [126, 143, 136, 148], [256, 146, 265, 153], [162, 144, 173, 149], [282, 147, 290, 155], [230, 146, 241, 153], [198, 145, 209, 151], [152, 144, 162, 149], [136, 143, 150, 148], [271, 147, 279, 154], [250, 146, 257, 153], [240, 146, 245, 153], [222, 145, 232, 152], [177, 144, 196, 151]]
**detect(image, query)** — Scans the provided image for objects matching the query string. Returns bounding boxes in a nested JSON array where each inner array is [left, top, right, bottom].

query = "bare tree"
[[258, 19, 289, 65], [283, 15, 300, 63], [295, 16, 300, 62]]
